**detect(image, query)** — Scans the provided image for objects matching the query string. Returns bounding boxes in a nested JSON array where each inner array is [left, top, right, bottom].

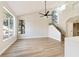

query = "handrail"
[[49, 22, 65, 41]]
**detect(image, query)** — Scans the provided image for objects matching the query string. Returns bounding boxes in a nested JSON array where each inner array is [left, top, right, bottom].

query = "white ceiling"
[[6, 1, 66, 16]]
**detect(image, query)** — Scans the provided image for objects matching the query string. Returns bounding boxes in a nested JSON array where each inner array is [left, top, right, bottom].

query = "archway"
[[66, 16, 79, 37]]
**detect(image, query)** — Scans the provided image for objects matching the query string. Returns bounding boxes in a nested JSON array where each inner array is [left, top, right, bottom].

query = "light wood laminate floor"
[[1, 38, 64, 57]]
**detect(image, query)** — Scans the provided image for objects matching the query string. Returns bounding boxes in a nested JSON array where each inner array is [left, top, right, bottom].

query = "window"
[[18, 20, 25, 34], [51, 4, 66, 23], [3, 7, 15, 39], [51, 10, 58, 23]]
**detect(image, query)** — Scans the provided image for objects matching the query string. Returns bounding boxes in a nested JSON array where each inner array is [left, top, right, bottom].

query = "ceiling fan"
[[40, 1, 51, 18]]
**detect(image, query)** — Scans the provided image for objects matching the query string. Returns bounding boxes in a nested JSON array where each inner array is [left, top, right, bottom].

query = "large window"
[[51, 4, 66, 24], [3, 7, 15, 39], [51, 10, 58, 23]]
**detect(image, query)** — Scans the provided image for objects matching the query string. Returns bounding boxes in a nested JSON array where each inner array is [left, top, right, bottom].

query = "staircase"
[[49, 22, 65, 42]]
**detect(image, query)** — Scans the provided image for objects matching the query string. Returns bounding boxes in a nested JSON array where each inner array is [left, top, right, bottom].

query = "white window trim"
[[3, 7, 16, 42]]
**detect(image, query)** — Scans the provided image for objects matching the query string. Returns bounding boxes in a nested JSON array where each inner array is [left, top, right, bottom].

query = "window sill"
[[3, 35, 14, 42]]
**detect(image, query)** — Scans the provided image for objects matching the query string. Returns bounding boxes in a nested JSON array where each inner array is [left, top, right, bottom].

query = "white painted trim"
[[18, 36, 48, 39]]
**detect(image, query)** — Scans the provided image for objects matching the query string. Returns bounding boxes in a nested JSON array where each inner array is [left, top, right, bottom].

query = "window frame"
[[3, 7, 15, 41]]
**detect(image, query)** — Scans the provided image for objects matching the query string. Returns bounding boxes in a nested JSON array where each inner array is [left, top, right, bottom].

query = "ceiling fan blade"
[[44, 11, 49, 16], [46, 11, 49, 14], [39, 13, 45, 15]]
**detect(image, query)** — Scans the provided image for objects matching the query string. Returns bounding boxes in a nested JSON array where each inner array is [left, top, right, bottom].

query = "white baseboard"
[[18, 36, 48, 39], [49, 36, 61, 41]]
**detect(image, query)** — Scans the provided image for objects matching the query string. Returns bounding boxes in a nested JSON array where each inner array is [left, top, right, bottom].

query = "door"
[[73, 23, 79, 36]]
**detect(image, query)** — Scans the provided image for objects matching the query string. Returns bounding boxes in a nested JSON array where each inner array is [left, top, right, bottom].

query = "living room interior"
[[0, 1, 79, 57]]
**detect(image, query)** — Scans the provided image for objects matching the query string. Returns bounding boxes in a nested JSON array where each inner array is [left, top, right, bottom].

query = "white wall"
[[48, 25, 61, 41], [17, 13, 50, 39], [67, 22, 73, 37], [0, 2, 17, 55], [58, 3, 79, 36], [65, 36, 79, 57]]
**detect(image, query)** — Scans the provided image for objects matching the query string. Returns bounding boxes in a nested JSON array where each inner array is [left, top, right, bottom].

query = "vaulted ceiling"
[[6, 1, 67, 16]]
